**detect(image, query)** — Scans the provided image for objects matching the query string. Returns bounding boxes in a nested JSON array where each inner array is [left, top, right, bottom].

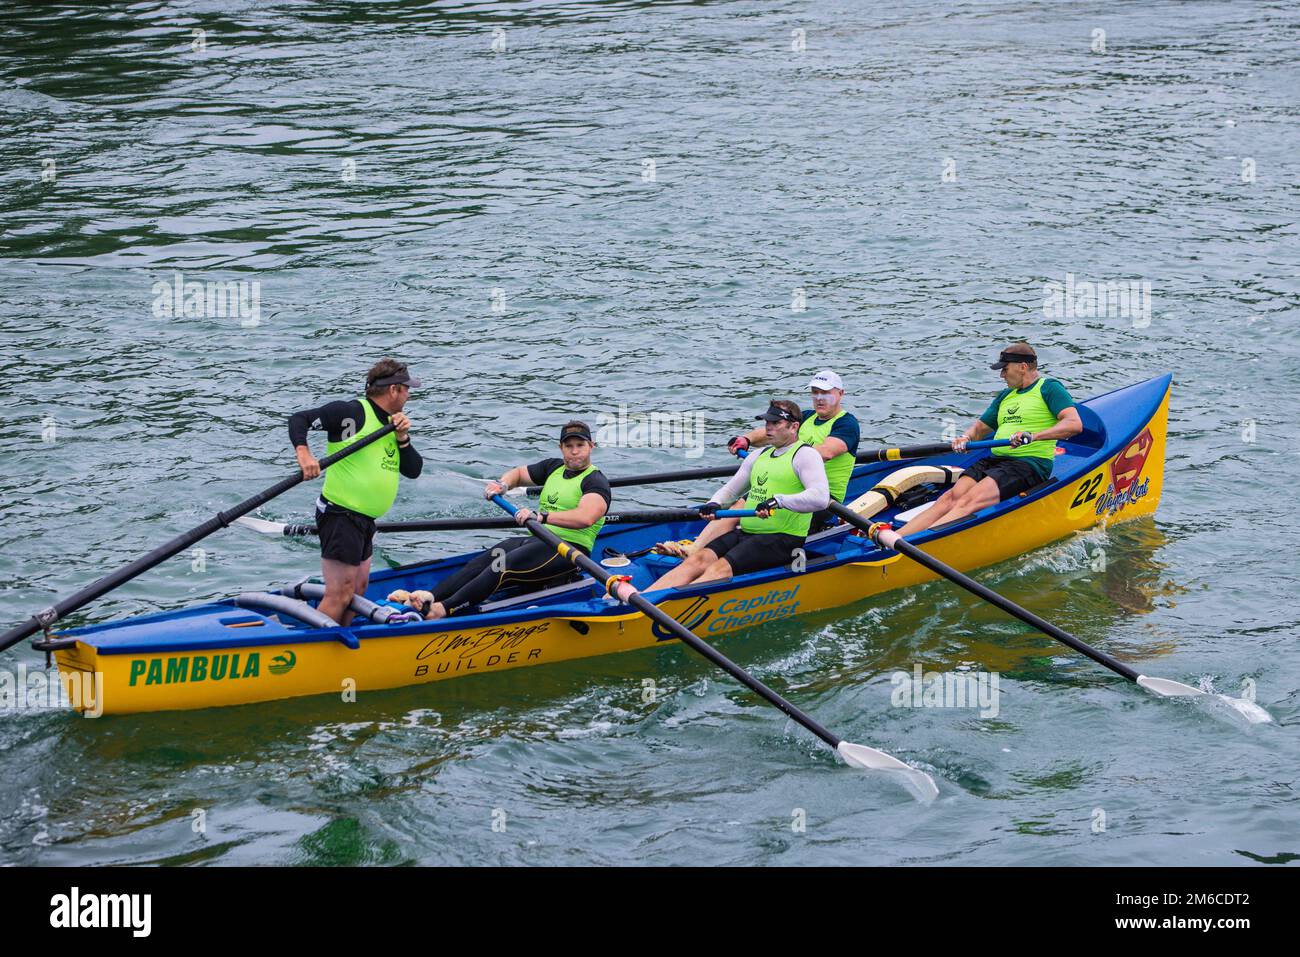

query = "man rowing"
[[648, 400, 829, 590], [728, 370, 860, 532], [396, 422, 611, 620], [895, 343, 1082, 537], [289, 359, 423, 625]]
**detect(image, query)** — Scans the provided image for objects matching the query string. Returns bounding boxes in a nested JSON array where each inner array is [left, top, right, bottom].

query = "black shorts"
[[705, 529, 805, 577], [963, 455, 1044, 500], [317, 505, 376, 565]]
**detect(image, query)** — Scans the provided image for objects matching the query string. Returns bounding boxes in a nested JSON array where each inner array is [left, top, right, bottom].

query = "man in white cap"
[[727, 369, 860, 531]]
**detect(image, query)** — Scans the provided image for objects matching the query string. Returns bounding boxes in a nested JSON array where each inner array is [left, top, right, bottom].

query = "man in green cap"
[[288, 358, 423, 624], [896, 342, 1081, 537]]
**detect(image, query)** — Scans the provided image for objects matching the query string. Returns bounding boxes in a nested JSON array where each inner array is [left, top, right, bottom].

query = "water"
[[1, 0, 1297, 865]]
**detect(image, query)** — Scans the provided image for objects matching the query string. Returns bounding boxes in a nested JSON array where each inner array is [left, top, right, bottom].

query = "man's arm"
[[398, 443, 423, 479], [814, 436, 848, 461], [709, 453, 758, 506], [953, 419, 995, 451], [1032, 407, 1082, 442], [483, 462, 541, 498], [288, 399, 363, 478], [542, 491, 609, 529]]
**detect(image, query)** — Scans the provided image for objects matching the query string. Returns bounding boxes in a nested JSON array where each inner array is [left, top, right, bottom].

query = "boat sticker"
[[1068, 428, 1156, 519], [1066, 467, 1108, 519], [127, 653, 261, 687], [413, 622, 550, 677], [1110, 428, 1153, 494], [1094, 475, 1150, 516], [269, 650, 297, 675], [707, 585, 802, 634], [1095, 428, 1155, 516], [652, 597, 712, 641]]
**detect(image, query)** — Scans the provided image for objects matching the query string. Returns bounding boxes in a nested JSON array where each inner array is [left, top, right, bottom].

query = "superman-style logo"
[[1110, 428, 1153, 494]]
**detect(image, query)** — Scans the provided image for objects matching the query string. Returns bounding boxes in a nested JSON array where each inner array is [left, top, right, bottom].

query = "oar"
[[0, 425, 396, 653], [830, 503, 1273, 723], [491, 494, 939, 799], [235, 507, 758, 537], [523, 439, 1011, 495]]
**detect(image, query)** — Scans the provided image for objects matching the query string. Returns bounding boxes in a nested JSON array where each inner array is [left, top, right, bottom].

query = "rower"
[[402, 422, 611, 620], [895, 343, 1082, 537], [728, 369, 860, 532], [648, 400, 828, 590], [288, 359, 423, 625]]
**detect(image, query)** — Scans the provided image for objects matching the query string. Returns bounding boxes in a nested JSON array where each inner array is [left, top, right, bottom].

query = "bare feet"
[[654, 540, 697, 558]]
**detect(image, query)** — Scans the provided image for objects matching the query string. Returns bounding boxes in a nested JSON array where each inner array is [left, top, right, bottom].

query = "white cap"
[[807, 369, 844, 392]]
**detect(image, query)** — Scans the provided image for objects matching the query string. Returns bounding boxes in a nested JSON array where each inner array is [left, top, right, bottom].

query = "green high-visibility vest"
[[991, 378, 1059, 463], [739, 444, 813, 537], [321, 398, 400, 518], [539, 463, 605, 552], [798, 410, 853, 502]]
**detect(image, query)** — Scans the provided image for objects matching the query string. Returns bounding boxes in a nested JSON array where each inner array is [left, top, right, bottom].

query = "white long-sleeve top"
[[709, 444, 830, 514]]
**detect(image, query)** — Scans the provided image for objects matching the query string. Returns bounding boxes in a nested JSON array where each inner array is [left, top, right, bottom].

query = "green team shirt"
[[978, 378, 1075, 480]]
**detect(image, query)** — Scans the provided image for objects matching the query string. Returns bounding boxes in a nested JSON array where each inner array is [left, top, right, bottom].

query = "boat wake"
[[1191, 677, 1274, 726]]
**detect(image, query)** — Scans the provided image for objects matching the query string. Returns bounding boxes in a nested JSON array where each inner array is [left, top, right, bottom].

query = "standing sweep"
[[288, 359, 424, 624]]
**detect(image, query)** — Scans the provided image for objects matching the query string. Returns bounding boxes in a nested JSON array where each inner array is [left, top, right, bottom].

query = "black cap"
[[559, 423, 593, 443], [756, 404, 800, 424], [990, 346, 1037, 370], [368, 369, 423, 389]]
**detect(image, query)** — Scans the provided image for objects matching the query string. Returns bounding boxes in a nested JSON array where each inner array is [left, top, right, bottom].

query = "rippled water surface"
[[1, 0, 1297, 865]]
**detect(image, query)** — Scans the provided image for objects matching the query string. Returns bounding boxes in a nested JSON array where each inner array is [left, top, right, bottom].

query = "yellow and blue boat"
[[48, 374, 1171, 715]]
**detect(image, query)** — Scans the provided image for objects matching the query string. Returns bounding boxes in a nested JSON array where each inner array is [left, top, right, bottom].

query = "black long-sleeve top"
[[288, 398, 423, 479]]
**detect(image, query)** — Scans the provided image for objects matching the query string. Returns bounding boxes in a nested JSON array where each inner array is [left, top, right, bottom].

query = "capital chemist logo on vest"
[[150, 271, 261, 327]]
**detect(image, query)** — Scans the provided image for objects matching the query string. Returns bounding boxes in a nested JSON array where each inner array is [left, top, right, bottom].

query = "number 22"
[[1071, 474, 1104, 508]]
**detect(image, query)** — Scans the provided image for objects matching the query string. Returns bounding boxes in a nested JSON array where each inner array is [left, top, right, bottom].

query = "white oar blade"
[[234, 516, 287, 536], [837, 742, 939, 802], [1136, 675, 1206, 698], [1138, 675, 1273, 724]]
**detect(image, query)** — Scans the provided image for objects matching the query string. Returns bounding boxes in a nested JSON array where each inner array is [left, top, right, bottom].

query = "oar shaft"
[[272, 507, 758, 536], [0, 424, 396, 652], [490, 495, 840, 749], [523, 440, 1011, 494], [828, 502, 1140, 682]]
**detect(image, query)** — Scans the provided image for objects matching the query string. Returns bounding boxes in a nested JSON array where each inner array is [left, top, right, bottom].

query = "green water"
[[1, 0, 1297, 865]]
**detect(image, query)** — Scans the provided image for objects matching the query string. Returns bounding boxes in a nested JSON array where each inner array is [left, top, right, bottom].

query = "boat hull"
[[54, 376, 1171, 715]]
